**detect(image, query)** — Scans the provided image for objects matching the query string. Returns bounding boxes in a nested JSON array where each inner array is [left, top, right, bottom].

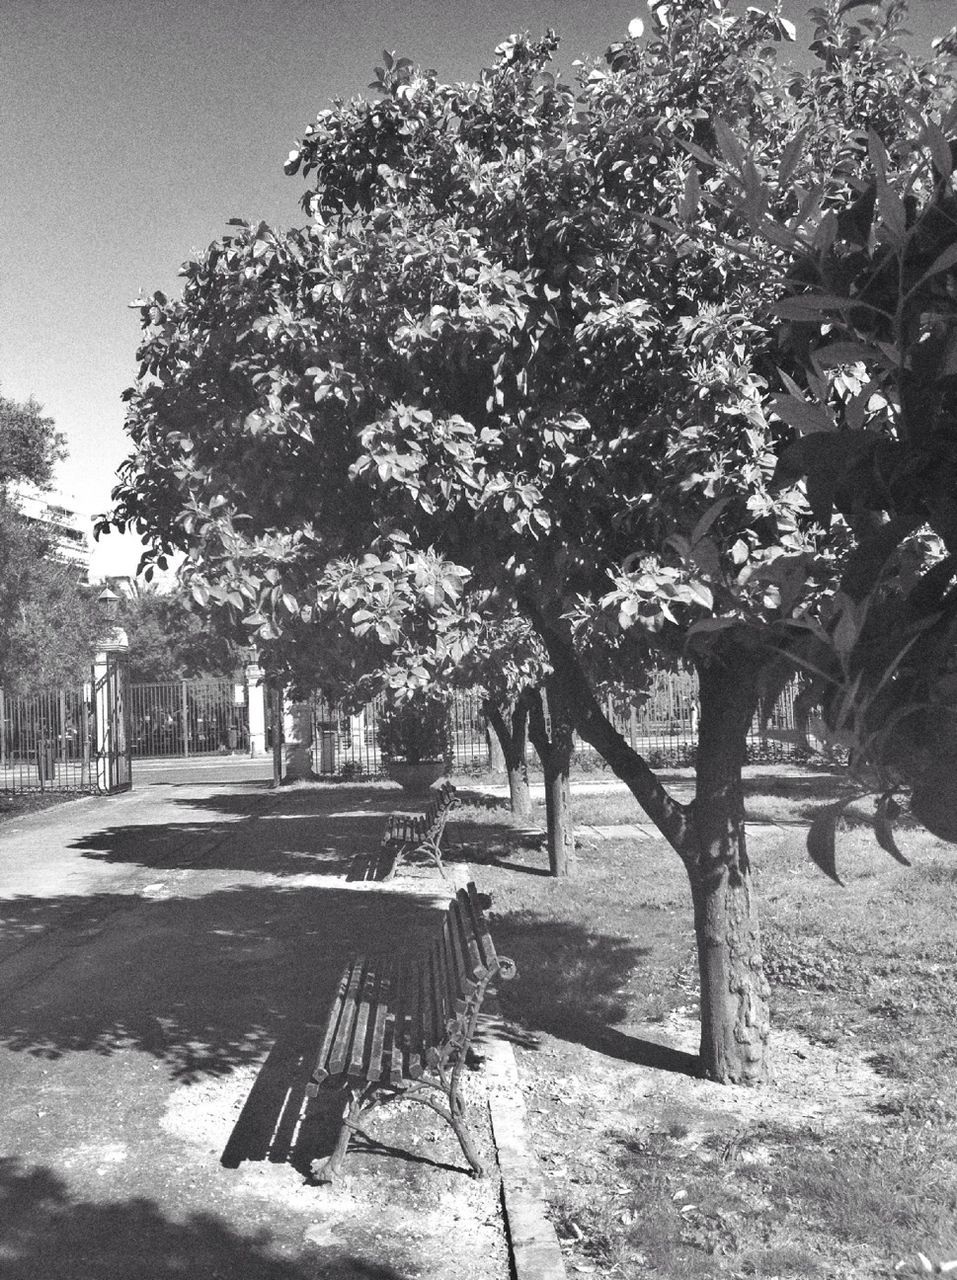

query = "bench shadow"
[[221, 1023, 474, 1181], [489, 914, 702, 1079]]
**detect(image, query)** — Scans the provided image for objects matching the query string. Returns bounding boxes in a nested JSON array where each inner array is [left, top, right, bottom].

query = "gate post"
[[93, 589, 132, 794], [245, 655, 267, 757], [282, 694, 314, 780]]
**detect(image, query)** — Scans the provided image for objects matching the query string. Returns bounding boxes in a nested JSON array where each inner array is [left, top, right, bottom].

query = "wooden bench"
[[306, 882, 515, 1182], [381, 781, 458, 879]]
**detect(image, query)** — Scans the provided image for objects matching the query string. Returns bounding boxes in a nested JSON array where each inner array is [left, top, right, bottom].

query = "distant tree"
[[0, 392, 100, 694], [118, 586, 242, 684]]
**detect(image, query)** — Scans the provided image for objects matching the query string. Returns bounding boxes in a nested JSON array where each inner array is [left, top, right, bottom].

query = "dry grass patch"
[[465, 783, 957, 1279]]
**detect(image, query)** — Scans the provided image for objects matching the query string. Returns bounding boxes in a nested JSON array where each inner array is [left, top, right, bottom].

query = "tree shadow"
[[0, 1158, 411, 1280], [0, 884, 447, 1080], [488, 913, 701, 1077]]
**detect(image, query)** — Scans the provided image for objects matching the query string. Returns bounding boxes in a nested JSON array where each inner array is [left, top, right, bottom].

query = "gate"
[[0, 655, 131, 796], [129, 679, 249, 758], [93, 652, 132, 793]]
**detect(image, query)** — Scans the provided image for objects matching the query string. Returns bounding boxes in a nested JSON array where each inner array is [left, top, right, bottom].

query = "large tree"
[[1, 392, 100, 694], [109, 2, 956, 1082]]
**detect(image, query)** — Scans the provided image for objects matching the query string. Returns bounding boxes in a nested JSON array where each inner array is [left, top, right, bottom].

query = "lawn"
[[452, 769, 957, 1279]]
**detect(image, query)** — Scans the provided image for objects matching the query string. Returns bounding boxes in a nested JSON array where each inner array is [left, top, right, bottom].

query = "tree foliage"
[[0, 392, 100, 694], [107, 1, 957, 1082]]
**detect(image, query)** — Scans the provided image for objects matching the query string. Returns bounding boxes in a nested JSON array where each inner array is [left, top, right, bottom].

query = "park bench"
[[380, 780, 458, 879], [306, 881, 515, 1183]]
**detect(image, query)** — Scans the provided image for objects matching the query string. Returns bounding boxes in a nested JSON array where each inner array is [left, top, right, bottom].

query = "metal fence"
[[128, 679, 249, 758], [310, 690, 491, 776], [309, 674, 805, 778], [0, 686, 93, 792]]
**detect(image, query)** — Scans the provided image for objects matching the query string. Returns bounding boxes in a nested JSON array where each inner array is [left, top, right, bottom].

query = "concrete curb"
[[485, 1034, 568, 1280], [448, 864, 568, 1280]]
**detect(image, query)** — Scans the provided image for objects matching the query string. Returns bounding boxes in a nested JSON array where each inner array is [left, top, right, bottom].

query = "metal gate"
[[129, 679, 249, 758], [0, 655, 131, 796], [93, 652, 131, 793]]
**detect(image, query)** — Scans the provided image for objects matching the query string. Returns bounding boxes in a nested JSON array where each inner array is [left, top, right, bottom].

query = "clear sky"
[[2, 0, 953, 579]]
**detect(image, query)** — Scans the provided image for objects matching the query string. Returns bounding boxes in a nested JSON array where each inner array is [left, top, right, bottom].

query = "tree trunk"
[[687, 660, 770, 1084], [525, 605, 771, 1083], [483, 697, 532, 820], [527, 682, 575, 877]]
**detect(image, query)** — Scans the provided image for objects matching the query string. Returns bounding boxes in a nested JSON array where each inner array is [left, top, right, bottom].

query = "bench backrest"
[[310, 882, 514, 1090]]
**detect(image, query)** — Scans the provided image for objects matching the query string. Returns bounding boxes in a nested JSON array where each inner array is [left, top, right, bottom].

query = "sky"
[[2, 0, 954, 580]]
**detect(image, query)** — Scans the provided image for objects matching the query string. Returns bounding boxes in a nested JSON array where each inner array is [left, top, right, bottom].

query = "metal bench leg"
[[446, 1074, 483, 1178], [316, 1086, 363, 1183]]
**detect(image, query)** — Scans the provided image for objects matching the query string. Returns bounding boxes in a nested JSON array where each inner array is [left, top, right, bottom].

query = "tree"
[[108, 3, 957, 1082], [118, 585, 242, 684], [1, 392, 100, 694], [716, 7, 957, 859]]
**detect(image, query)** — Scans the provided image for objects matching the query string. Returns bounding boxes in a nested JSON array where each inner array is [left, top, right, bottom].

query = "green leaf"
[[712, 117, 746, 173], [777, 127, 808, 189], [806, 800, 850, 885], [911, 241, 957, 293], [874, 795, 911, 866], [925, 122, 954, 179]]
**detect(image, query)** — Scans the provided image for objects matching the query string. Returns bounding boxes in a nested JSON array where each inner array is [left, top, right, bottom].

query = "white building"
[[8, 482, 92, 578]]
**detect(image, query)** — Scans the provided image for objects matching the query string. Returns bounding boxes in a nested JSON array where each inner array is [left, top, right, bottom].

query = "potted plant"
[[378, 693, 451, 793]]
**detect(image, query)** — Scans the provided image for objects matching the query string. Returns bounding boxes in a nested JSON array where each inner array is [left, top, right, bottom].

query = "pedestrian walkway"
[[0, 778, 516, 1280]]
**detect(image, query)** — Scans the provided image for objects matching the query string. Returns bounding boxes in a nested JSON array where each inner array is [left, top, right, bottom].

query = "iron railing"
[[309, 676, 805, 778], [128, 679, 249, 758]]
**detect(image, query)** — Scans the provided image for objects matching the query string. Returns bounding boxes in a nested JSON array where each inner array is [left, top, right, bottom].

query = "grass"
[[0, 791, 81, 824], [455, 767, 957, 1279]]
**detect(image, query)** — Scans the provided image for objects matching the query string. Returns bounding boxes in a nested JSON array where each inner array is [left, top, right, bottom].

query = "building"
[[8, 482, 92, 579]]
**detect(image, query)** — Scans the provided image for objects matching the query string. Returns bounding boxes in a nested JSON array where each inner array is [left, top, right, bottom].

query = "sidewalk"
[[0, 778, 513, 1280]]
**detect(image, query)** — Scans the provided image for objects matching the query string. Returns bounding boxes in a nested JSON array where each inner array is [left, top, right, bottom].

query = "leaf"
[[770, 394, 834, 436], [875, 176, 906, 243], [777, 127, 808, 189], [867, 128, 888, 181], [911, 241, 957, 293], [771, 293, 859, 319], [807, 801, 850, 885], [925, 122, 954, 179], [874, 795, 911, 866], [713, 117, 746, 173], [680, 165, 701, 223]]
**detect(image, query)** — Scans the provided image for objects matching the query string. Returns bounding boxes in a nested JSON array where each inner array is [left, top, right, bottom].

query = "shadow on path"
[[0, 1158, 410, 1280]]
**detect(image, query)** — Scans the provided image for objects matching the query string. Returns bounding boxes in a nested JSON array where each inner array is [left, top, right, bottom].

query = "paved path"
[[0, 777, 511, 1280]]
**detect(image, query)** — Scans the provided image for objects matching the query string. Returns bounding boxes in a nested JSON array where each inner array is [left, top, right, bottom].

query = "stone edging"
[[447, 864, 567, 1280]]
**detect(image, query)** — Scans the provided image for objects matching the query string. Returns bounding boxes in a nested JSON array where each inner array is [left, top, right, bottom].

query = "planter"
[[384, 760, 447, 794]]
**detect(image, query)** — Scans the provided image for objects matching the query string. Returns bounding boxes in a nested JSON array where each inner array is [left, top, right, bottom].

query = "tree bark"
[[526, 605, 771, 1083], [527, 682, 575, 877], [483, 697, 532, 820], [687, 659, 770, 1084]]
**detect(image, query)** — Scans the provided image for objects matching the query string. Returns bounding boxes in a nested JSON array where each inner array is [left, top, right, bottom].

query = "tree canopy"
[[107, 0, 957, 1082], [1, 392, 100, 694]]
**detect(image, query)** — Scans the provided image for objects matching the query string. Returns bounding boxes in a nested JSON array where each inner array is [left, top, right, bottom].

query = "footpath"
[[0, 776, 560, 1280]]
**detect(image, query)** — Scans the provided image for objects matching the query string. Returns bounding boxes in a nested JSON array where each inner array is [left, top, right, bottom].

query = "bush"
[[378, 695, 451, 764]]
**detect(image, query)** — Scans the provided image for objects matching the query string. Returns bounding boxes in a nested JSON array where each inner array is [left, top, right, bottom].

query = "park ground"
[[1, 762, 956, 1278]]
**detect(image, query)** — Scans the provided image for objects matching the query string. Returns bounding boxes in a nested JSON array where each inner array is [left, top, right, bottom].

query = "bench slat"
[[443, 906, 471, 1010], [388, 965, 405, 1085], [326, 956, 366, 1080], [347, 960, 378, 1079], [426, 944, 446, 1056], [365, 965, 392, 1082], [450, 894, 484, 984], [406, 956, 424, 1080], [308, 959, 356, 1091]]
